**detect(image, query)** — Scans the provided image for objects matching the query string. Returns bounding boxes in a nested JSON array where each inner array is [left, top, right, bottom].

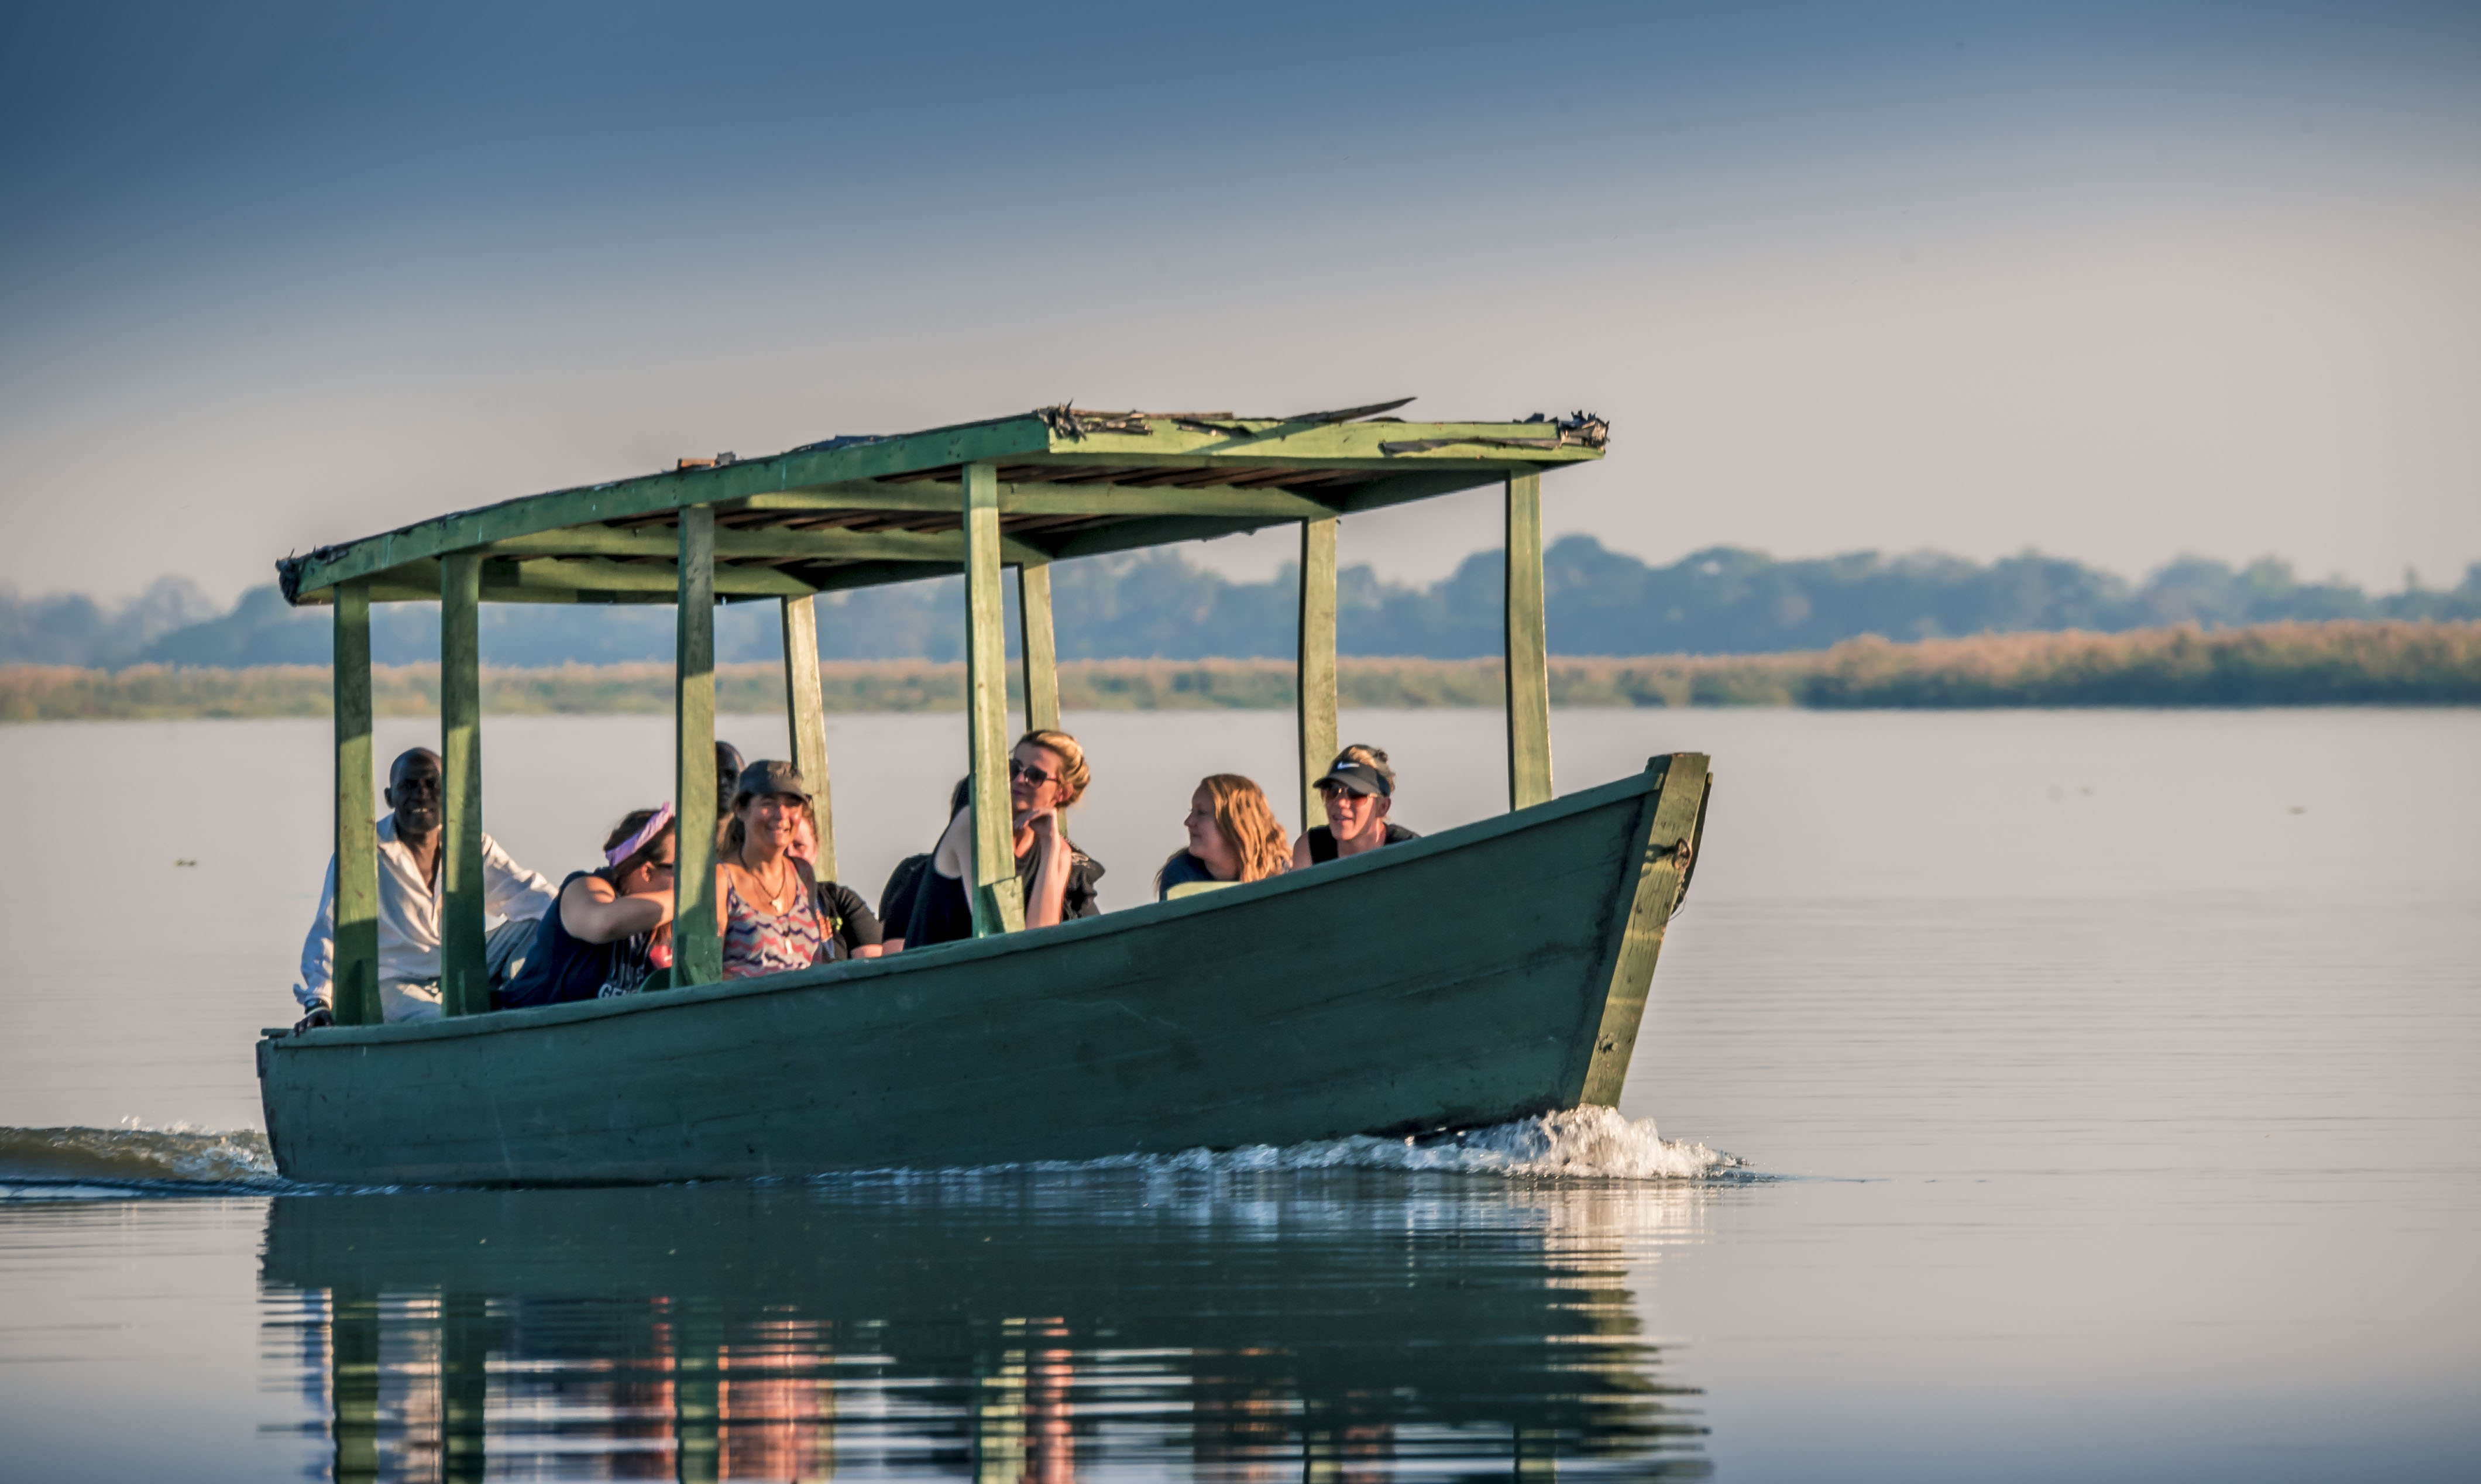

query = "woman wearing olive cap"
[[716, 760, 833, 979], [1291, 744, 1420, 870]]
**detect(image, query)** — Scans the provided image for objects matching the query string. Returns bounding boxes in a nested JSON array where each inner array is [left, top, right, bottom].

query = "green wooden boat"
[[257, 402, 1710, 1184]]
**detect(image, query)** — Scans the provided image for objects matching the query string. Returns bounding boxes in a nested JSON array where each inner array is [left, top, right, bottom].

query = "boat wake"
[[1042, 1106, 1742, 1182], [0, 1123, 283, 1196], [0, 1107, 1742, 1198]]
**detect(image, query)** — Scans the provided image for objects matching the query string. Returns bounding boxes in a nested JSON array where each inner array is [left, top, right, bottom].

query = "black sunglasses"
[[1009, 758, 1057, 786]]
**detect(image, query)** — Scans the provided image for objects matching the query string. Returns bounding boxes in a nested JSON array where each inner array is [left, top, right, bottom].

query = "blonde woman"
[[1157, 774, 1291, 899], [906, 729, 1105, 946], [1291, 744, 1420, 869]]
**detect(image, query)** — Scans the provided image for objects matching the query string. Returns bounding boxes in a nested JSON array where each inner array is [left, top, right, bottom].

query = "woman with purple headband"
[[499, 804, 679, 1009]]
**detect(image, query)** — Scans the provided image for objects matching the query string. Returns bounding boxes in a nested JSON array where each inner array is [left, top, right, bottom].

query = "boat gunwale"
[[264, 763, 1666, 1053]]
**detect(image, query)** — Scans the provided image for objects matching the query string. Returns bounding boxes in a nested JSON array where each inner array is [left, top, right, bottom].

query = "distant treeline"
[[6, 620, 2475, 720], [8, 540, 2479, 671]]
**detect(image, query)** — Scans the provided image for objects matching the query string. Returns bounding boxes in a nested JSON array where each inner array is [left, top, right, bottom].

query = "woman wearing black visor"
[[1292, 744, 1420, 870]]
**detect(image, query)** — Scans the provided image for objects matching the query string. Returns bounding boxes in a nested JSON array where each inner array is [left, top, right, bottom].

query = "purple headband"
[[606, 802, 675, 868]]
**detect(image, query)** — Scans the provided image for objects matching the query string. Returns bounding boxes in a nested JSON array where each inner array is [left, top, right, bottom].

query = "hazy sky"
[[4, 1, 2476, 604]]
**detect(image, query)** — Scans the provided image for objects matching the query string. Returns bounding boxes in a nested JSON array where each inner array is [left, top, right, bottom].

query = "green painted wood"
[[331, 579, 382, 1027], [1017, 563, 1060, 734], [1296, 517, 1339, 833], [673, 506, 721, 987], [1504, 472, 1552, 810], [484, 524, 1054, 566], [438, 553, 489, 1018], [329, 1293, 382, 1482], [1575, 754, 1710, 1107], [258, 765, 1679, 1184], [778, 595, 834, 882], [479, 555, 816, 597], [301, 472, 1552, 609], [282, 412, 1602, 603], [283, 416, 1055, 599], [963, 463, 1024, 936]]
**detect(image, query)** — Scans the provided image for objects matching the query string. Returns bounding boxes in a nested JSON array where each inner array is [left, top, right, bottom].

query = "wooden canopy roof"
[[276, 401, 1609, 606]]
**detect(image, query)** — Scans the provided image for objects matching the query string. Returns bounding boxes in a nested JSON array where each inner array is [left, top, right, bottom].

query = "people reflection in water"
[[906, 730, 1104, 946], [267, 1181, 1708, 1481]]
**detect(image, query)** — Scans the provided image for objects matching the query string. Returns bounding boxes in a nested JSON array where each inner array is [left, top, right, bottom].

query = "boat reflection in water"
[[259, 1169, 1713, 1480]]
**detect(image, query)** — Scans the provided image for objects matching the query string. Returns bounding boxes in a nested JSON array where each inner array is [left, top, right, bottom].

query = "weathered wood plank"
[[1504, 472, 1552, 810], [963, 463, 1025, 936], [479, 555, 817, 597], [438, 553, 489, 1017], [284, 415, 1604, 602], [1297, 517, 1339, 833], [484, 524, 1054, 567], [1018, 563, 1060, 734], [286, 415, 1057, 599], [779, 595, 834, 882], [331, 579, 381, 1027], [673, 507, 721, 987], [1575, 754, 1710, 1107]]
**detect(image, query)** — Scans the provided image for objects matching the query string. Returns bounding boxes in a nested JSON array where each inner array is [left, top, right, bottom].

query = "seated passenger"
[[906, 730, 1104, 947], [784, 796, 888, 959], [717, 761, 833, 980], [877, 777, 973, 949], [1157, 774, 1291, 899], [713, 740, 746, 847], [294, 746, 557, 1026], [500, 805, 678, 1008], [1291, 744, 1420, 869]]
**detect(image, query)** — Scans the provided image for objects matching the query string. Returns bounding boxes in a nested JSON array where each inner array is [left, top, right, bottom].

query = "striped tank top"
[[721, 875, 829, 980]]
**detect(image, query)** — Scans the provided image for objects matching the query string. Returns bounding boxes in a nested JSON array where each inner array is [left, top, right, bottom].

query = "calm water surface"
[[1, 707, 2475, 1480]]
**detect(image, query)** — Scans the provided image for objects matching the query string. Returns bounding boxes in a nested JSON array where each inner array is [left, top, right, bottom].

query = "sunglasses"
[[1009, 758, 1057, 786]]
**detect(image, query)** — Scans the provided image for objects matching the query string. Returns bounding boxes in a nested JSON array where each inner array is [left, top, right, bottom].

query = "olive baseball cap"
[[734, 760, 810, 800]]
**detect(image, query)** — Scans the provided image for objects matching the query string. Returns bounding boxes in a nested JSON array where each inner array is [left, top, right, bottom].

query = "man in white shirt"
[[295, 747, 558, 1025]]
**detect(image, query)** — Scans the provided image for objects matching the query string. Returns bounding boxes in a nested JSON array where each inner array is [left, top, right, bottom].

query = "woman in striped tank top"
[[716, 760, 831, 980]]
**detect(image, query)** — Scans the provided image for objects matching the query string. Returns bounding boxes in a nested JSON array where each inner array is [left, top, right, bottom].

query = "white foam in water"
[[1, 1108, 1738, 1194], [0, 1122, 280, 1191], [1035, 1107, 1741, 1181]]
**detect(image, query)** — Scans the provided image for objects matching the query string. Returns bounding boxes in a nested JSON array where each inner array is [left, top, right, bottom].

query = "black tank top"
[[1305, 823, 1419, 863], [499, 871, 658, 1008]]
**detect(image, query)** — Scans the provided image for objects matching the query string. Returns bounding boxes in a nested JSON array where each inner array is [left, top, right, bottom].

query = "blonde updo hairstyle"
[[1015, 729, 1091, 841], [1016, 729, 1090, 805]]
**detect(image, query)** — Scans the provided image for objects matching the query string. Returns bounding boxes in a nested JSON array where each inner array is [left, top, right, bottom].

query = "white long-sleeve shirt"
[[295, 815, 557, 1009]]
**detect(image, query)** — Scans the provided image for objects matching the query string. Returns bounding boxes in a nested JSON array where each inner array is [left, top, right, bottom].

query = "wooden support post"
[[1017, 562, 1060, 734], [1504, 471, 1553, 810], [779, 595, 834, 881], [330, 1293, 382, 1484], [1296, 516, 1339, 834], [674, 506, 721, 985], [331, 579, 381, 1026], [964, 462, 1025, 935], [439, 552, 489, 1016]]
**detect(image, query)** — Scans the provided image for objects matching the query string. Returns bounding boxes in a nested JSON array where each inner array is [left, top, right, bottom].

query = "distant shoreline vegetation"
[[5, 621, 2477, 720], [7, 538, 2479, 671]]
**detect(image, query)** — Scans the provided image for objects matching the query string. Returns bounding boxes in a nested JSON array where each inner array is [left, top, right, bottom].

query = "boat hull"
[[259, 755, 1707, 1184]]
